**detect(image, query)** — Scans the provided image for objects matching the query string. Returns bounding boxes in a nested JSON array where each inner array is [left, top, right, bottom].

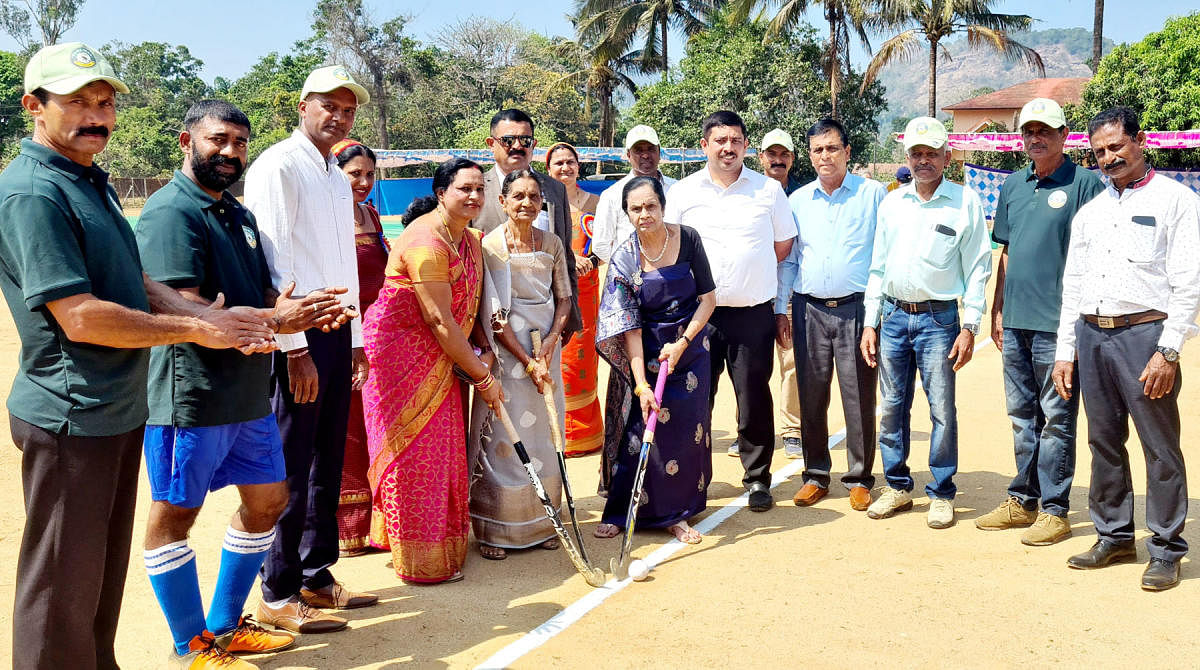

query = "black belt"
[[803, 292, 862, 308], [885, 295, 957, 314]]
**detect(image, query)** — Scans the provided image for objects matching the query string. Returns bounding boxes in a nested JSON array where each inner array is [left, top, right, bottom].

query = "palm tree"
[[862, 0, 1045, 117], [548, 34, 640, 146], [1091, 0, 1103, 73], [574, 0, 724, 81], [733, 0, 875, 118]]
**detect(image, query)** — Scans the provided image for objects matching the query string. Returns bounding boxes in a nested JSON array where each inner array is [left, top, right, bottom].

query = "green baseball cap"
[[300, 65, 370, 104], [24, 42, 129, 95], [1018, 98, 1067, 130]]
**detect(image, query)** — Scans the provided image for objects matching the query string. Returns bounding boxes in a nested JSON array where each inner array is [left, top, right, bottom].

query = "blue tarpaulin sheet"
[[370, 178, 614, 217]]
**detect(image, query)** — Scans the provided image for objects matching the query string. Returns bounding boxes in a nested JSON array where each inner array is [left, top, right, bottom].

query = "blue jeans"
[[877, 301, 959, 499], [1002, 328, 1078, 517]]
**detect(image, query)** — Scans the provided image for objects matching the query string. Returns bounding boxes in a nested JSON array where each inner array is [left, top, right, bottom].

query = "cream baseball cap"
[[900, 116, 948, 151], [624, 125, 661, 151], [760, 128, 795, 152], [1018, 98, 1067, 130], [300, 65, 370, 104], [24, 42, 129, 95]]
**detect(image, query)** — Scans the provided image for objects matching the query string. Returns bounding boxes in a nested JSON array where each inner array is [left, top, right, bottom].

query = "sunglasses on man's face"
[[493, 135, 535, 149]]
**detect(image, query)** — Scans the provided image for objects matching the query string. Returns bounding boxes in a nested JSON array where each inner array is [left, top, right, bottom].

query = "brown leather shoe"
[[793, 483, 828, 506], [300, 582, 378, 610], [848, 486, 872, 511], [256, 598, 347, 634]]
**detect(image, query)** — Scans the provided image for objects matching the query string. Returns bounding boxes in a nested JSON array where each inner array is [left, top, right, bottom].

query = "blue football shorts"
[[144, 414, 286, 508]]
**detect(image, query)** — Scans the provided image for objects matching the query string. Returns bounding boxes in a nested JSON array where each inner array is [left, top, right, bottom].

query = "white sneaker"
[[866, 487, 913, 519], [927, 497, 956, 529]]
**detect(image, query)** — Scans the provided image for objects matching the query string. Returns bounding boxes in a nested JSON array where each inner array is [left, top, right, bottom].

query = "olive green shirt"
[[136, 171, 274, 427], [992, 156, 1105, 333], [0, 139, 150, 436]]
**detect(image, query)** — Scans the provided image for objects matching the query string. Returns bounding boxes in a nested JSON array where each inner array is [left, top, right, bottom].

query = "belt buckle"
[[1096, 315, 1115, 328], [825, 299, 838, 308]]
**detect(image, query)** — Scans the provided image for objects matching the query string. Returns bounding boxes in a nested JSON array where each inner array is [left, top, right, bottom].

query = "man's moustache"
[[770, 163, 786, 169], [77, 126, 109, 137], [1103, 159, 1127, 170]]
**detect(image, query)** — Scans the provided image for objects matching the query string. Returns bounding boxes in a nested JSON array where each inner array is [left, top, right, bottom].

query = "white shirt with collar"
[[244, 128, 361, 351], [592, 171, 677, 262], [664, 164, 795, 307], [1054, 169, 1200, 361]]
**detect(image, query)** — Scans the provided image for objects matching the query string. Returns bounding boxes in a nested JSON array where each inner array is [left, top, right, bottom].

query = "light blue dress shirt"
[[774, 173, 886, 314], [862, 179, 993, 328]]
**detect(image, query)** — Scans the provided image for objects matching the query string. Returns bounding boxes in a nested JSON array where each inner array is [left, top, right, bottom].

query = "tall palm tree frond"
[[965, 25, 1045, 75], [860, 29, 923, 90]]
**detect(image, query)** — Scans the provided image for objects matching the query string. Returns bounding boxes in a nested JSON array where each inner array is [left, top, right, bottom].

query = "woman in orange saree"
[[362, 159, 503, 584], [545, 143, 604, 456]]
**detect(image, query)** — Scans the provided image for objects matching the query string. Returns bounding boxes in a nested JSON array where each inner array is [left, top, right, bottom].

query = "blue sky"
[[0, 1, 1193, 82]]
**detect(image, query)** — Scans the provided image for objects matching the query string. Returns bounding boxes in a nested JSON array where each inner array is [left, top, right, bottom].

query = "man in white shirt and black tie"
[[664, 110, 795, 511], [1053, 106, 1200, 591]]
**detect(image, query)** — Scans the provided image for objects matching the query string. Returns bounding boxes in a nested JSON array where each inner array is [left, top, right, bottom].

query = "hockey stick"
[[530, 329, 591, 563], [610, 362, 669, 580], [494, 403, 606, 587]]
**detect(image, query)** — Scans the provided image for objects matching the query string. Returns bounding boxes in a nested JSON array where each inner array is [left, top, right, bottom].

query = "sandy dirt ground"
[[0, 250, 1198, 669]]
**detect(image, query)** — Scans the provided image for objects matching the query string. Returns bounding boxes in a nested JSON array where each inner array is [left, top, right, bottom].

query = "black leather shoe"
[[748, 483, 773, 512], [1141, 558, 1181, 591], [1067, 540, 1137, 569]]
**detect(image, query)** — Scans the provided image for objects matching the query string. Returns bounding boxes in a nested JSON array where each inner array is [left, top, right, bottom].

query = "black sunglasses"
[[493, 135, 535, 149]]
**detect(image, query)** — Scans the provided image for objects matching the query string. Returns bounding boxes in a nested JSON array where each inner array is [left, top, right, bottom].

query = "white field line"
[[474, 337, 991, 669]]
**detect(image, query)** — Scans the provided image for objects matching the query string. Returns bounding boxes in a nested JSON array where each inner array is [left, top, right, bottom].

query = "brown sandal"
[[479, 544, 507, 560]]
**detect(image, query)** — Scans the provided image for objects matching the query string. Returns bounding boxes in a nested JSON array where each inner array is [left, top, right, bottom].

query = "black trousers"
[[708, 301, 776, 489], [11, 416, 143, 670], [792, 293, 877, 490], [1075, 319, 1188, 561], [261, 327, 353, 601]]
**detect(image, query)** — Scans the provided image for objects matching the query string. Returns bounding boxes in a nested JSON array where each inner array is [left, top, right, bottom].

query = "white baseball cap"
[[900, 116, 948, 151], [624, 125, 661, 151], [1018, 98, 1067, 130], [24, 42, 128, 95], [300, 65, 370, 104], [760, 128, 795, 152]]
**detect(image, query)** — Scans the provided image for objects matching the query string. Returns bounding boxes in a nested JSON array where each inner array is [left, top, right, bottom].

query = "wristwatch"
[[962, 323, 979, 336], [1156, 346, 1180, 362]]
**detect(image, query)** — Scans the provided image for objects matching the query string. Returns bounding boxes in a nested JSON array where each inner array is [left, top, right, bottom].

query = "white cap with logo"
[[760, 128, 795, 153], [301, 65, 370, 104], [1017, 98, 1067, 130], [24, 42, 129, 95], [900, 116, 949, 151], [624, 125, 661, 151]]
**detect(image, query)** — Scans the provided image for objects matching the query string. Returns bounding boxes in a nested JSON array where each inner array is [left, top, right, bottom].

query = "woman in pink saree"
[[362, 159, 503, 584]]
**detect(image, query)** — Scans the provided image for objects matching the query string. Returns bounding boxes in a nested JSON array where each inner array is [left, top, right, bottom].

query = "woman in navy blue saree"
[[594, 177, 717, 544]]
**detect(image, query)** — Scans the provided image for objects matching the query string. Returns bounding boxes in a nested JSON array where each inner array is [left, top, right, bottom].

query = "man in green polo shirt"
[[0, 43, 276, 670], [976, 98, 1104, 545], [135, 100, 356, 669]]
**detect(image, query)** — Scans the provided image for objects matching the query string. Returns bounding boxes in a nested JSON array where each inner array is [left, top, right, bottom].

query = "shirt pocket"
[[1125, 216, 1160, 264], [921, 222, 958, 269]]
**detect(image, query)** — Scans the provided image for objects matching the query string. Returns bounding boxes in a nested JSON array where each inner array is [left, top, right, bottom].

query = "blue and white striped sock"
[[206, 527, 276, 636], [145, 540, 206, 656]]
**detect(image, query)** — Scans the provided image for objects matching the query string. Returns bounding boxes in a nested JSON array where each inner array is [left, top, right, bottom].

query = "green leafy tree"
[[732, 0, 874, 119], [574, 0, 723, 80], [1071, 12, 1200, 168], [631, 12, 887, 182], [98, 41, 210, 178], [0, 0, 83, 50], [547, 27, 639, 147], [0, 49, 26, 167], [224, 38, 330, 161], [863, 0, 1045, 116]]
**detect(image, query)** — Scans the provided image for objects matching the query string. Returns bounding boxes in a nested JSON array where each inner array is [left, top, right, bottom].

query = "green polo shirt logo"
[[1048, 190, 1068, 209]]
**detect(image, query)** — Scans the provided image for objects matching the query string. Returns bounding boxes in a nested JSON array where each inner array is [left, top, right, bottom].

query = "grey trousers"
[[791, 293, 877, 490], [11, 416, 144, 670], [1075, 319, 1188, 561]]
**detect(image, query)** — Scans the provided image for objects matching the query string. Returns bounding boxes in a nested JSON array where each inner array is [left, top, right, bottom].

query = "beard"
[[191, 152, 244, 192]]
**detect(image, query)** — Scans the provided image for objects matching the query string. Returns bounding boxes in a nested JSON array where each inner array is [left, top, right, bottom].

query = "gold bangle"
[[474, 372, 495, 391], [525, 360, 538, 375], [634, 382, 651, 397]]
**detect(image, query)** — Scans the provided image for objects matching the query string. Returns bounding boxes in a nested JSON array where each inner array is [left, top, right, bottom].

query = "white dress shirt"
[[244, 129, 361, 351], [592, 171, 677, 262], [664, 165, 795, 307], [1055, 170, 1200, 360]]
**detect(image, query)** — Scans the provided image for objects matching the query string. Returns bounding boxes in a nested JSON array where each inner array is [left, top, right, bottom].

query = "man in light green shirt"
[[859, 117, 992, 530]]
